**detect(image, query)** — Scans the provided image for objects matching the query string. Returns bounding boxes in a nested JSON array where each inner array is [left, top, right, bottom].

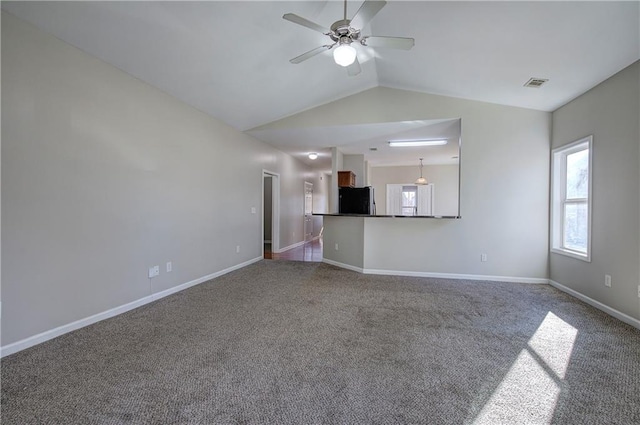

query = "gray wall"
[[322, 216, 365, 269], [551, 61, 640, 321], [1, 13, 311, 346], [256, 86, 552, 280], [370, 164, 459, 216], [342, 154, 365, 188]]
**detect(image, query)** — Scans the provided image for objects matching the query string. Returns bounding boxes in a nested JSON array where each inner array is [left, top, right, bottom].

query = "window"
[[386, 184, 434, 216], [401, 186, 417, 216], [551, 136, 592, 261]]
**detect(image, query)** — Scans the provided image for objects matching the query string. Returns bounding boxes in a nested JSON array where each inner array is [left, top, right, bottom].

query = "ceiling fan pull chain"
[[344, 0, 348, 21]]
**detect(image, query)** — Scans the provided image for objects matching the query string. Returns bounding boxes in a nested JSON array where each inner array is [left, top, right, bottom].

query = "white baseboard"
[[323, 261, 547, 284], [549, 280, 640, 330], [274, 240, 306, 253], [273, 237, 320, 253], [7, 259, 635, 357], [323, 263, 640, 328], [364, 268, 549, 284], [0, 257, 262, 358], [323, 258, 364, 273]]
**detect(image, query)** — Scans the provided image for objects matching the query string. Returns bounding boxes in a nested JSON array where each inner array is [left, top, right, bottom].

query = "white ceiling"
[[3, 1, 639, 169]]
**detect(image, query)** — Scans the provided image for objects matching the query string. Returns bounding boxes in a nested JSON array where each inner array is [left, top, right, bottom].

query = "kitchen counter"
[[314, 213, 461, 219]]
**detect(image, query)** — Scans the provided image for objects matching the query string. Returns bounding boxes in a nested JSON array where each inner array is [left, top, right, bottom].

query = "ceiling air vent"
[[524, 77, 549, 88]]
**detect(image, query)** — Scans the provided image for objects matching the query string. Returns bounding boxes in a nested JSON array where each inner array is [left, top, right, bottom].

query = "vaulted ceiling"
[[3, 1, 639, 169]]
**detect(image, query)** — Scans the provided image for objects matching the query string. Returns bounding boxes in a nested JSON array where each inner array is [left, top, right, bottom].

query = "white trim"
[[550, 136, 593, 262], [327, 264, 639, 328], [549, 280, 640, 330], [151, 257, 262, 300], [274, 240, 306, 254], [363, 268, 549, 284], [0, 257, 262, 358], [550, 247, 590, 262], [262, 170, 280, 255], [304, 181, 314, 242], [323, 260, 548, 284], [322, 258, 365, 273]]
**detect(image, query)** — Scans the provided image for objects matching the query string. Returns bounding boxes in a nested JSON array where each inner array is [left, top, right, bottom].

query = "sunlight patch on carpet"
[[473, 312, 578, 424], [528, 312, 578, 379]]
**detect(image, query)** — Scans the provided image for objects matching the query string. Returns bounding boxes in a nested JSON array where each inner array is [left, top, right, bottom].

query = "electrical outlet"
[[480, 253, 487, 262], [166, 262, 172, 273], [637, 285, 640, 298], [605, 275, 612, 288], [148, 265, 159, 278], [335, 243, 339, 251], [251, 207, 256, 214], [236, 245, 240, 253]]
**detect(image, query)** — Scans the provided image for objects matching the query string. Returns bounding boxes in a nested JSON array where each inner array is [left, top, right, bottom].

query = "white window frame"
[[401, 185, 418, 216], [550, 135, 592, 262], [386, 184, 434, 216]]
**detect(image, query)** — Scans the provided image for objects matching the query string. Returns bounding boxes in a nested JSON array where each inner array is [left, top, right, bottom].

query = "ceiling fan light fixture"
[[389, 139, 448, 147], [333, 44, 357, 67], [308, 152, 318, 160]]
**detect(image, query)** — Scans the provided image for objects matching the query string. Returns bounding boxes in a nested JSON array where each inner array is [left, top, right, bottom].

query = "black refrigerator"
[[339, 187, 376, 215]]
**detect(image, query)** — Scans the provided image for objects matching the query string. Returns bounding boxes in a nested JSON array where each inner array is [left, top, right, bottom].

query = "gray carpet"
[[2, 261, 639, 424]]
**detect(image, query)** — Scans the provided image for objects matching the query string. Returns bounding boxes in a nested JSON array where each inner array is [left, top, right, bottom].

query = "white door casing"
[[304, 181, 313, 242]]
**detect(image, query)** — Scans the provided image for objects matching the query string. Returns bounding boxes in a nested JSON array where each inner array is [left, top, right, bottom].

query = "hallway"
[[264, 238, 323, 262]]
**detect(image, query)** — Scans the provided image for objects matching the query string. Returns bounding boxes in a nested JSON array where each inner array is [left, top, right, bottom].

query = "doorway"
[[264, 178, 322, 262], [262, 171, 280, 259], [304, 181, 313, 242]]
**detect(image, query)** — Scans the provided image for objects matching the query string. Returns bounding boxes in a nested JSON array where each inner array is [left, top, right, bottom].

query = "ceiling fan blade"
[[350, 1, 387, 30], [290, 45, 333, 64], [347, 57, 362, 76], [283, 13, 328, 34], [361, 36, 415, 50]]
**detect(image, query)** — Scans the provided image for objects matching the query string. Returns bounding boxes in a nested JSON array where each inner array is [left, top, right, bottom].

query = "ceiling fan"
[[283, 0, 415, 76]]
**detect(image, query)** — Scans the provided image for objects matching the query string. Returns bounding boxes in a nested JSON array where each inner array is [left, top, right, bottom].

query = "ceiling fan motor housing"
[[329, 19, 361, 44]]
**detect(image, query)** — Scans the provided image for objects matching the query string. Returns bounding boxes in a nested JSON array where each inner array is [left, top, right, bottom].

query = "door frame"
[[304, 181, 313, 242], [262, 170, 280, 257]]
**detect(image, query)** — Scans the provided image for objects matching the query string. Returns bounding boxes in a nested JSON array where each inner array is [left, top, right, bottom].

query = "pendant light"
[[415, 158, 428, 185]]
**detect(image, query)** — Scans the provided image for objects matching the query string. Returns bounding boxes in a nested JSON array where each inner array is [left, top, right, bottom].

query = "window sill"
[[551, 248, 591, 262]]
